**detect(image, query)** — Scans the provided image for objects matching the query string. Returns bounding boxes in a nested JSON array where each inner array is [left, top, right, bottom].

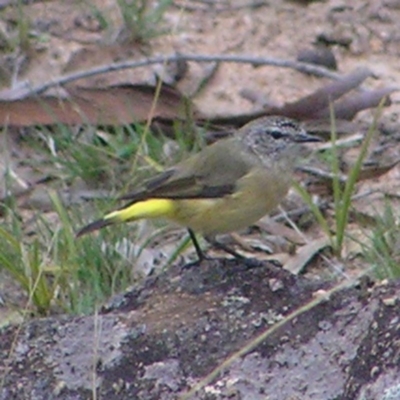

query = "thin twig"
[[173, 0, 268, 12], [296, 165, 348, 184], [27, 54, 343, 97]]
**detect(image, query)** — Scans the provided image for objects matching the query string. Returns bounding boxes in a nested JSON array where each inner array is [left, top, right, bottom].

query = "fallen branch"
[[23, 54, 344, 98]]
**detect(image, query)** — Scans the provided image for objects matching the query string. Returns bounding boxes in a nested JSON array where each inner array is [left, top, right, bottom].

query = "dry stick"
[[173, 0, 268, 12], [28, 54, 343, 97]]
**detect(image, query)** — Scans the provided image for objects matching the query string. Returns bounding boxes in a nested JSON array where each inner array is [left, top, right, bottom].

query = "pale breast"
[[170, 167, 291, 235]]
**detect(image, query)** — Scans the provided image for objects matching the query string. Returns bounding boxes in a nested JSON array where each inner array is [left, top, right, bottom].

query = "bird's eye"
[[270, 129, 284, 139]]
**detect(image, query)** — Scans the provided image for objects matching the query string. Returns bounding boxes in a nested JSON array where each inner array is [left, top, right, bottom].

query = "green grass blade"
[[334, 104, 384, 255], [292, 181, 333, 247]]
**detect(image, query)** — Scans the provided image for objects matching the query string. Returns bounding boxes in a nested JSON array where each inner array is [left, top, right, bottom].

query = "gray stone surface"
[[0, 259, 399, 400]]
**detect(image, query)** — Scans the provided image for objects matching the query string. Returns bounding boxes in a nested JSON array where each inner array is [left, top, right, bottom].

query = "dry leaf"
[[0, 84, 195, 127], [283, 236, 330, 274]]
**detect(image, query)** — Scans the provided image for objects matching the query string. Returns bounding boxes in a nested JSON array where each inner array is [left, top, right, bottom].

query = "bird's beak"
[[295, 131, 322, 143]]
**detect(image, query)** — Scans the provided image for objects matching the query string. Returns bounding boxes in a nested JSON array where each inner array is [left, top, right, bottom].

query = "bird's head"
[[241, 116, 321, 164]]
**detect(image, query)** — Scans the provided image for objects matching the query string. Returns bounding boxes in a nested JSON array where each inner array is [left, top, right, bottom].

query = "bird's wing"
[[119, 167, 237, 201], [120, 139, 254, 202]]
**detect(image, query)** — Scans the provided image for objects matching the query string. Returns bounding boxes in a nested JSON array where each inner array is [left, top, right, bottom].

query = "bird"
[[76, 116, 320, 261]]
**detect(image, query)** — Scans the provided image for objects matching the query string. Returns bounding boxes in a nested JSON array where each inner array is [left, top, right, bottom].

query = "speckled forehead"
[[275, 119, 300, 131], [247, 117, 300, 135]]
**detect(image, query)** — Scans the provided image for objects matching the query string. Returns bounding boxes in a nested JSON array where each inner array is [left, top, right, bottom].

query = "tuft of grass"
[[48, 191, 136, 314], [29, 122, 182, 189], [79, 0, 173, 44], [14, 0, 31, 51], [80, 1, 110, 31], [294, 102, 384, 259], [362, 200, 400, 279], [0, 226, 48, 315], [0, 192, 137, 315], [0, 119, 198, 316], [116, 0, 173, 44], [0, 0, 32, 56]]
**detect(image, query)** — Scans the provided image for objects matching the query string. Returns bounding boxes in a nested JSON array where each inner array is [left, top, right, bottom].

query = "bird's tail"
[[76, 198, 176, 237], [75, 218, 114, 237]]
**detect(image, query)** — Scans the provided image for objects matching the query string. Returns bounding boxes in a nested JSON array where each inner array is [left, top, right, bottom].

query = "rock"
[[0, 259, 399, 400], [297, 45, 338, 70]]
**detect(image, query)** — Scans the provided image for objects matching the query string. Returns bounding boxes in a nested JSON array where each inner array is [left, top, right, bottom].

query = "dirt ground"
[[2, 0, 400, 115]]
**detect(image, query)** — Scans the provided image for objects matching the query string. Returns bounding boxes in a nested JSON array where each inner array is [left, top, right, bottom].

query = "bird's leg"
[[188, 230, 244, 261], [205, 235, 245, 260], [187, 231, 263, 270], [188, 229, 206, 261], [206, 235, 266, 269]]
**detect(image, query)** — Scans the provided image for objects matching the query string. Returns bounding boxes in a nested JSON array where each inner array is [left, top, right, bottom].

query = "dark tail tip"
[[75, 219, 112, 238]]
